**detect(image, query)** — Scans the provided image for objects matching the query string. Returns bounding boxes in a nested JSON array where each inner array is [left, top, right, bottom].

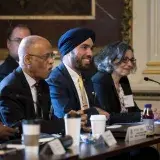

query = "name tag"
[[125, 125, 146, 142], [124, 95, 134, 108], [48, 139, 66, 155], [102, 130, 117, 146]]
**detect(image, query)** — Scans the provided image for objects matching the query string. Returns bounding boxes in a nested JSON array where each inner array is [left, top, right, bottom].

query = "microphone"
[[144, 77, 160, 85], [40, 135, 73, 155]]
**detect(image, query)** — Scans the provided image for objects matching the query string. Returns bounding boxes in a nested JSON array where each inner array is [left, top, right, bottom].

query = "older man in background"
[[0, 24, 31, 82]]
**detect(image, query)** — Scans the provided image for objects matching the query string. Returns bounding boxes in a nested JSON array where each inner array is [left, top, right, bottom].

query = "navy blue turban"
[[58, 27, 96, 57]]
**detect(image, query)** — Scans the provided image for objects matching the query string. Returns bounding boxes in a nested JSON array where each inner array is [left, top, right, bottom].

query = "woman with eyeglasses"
[[92, 41, 160, 159], [92, 41, 141, 114]]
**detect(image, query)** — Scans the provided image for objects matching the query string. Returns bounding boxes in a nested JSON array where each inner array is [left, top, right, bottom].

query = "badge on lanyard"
[[123, 95, 134, 108]]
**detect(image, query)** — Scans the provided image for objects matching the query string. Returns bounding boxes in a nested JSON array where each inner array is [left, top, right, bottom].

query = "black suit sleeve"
[[92, 80, 112, 112], [47, 77, 76, 118], [0, 87, 31, 126]]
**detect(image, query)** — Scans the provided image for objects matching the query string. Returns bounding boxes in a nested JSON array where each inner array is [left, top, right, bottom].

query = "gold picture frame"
[[0, 0, 95, 20], [0, 0, 133, 60], [121, 0, 132, 45]]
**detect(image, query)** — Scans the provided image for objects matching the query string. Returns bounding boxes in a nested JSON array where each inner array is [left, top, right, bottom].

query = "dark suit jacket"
[[92, 72, 140, 113], [0, 67, 57, 127], [0, 55, 19, 82], [46, 63, 98, 118]]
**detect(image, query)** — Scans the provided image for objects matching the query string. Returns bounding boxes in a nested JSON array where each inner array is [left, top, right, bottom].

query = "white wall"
[[130, 0, 160, 91], [131, 0, 160, 109]]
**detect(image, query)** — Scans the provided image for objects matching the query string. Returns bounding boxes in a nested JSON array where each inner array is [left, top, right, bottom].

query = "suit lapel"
[[15, 67, 36, 116], [106, 73, 121, 112], [38, 80, 50, 120], [109, 74, 120, 101], [120, 77, 132, 95], [58, 63, 80, 106], [82, 75, 94, 106]]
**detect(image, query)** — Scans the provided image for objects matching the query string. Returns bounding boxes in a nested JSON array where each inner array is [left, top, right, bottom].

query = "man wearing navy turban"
[[46, 27, 110, 124], [46, 28, 159, 160]]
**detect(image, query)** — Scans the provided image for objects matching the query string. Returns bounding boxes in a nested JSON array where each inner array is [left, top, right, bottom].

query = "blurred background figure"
[[0, 24, 32, 82]]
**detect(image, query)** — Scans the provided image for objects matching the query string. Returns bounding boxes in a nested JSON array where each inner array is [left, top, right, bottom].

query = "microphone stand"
[[144, 77, 160, 85]]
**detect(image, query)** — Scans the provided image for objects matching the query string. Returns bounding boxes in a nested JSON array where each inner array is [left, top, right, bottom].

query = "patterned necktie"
[[35, 82, 42, 118], [78, 76, 89, 110]]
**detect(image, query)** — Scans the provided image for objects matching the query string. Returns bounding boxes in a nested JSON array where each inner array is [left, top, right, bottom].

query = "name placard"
[[48, 139, 66, 155], [125, 125, 146, 142], [102, 130, 117, 146]]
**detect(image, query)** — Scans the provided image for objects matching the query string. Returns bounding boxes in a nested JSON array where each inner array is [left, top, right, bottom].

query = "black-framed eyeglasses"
[[28, 52, 56, 61], [121, 57, 136, 64], [9, 38, 23, 43]]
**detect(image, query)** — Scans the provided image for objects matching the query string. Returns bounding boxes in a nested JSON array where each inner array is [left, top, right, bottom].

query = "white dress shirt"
[[23, 70, 37, 112], [64, 64, 90, 109]]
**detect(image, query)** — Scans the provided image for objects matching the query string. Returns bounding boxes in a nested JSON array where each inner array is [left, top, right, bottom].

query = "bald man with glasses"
[[0, 35, 65, 135]]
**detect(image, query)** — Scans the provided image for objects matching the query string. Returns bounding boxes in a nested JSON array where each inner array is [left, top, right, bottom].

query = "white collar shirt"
[[22, 70, 37, 112], [64, 63, 90, 110]]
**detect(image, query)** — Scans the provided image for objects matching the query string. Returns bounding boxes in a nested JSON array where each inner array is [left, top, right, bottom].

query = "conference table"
[[1, 136, 160, 160]]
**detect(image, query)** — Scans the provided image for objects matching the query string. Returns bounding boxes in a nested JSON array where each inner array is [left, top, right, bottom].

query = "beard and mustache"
[[70, 51, 93, 71]]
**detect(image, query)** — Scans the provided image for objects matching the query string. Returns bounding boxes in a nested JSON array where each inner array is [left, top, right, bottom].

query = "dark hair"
[[7, 24, 32, 40], [94, 41, 137, 73]]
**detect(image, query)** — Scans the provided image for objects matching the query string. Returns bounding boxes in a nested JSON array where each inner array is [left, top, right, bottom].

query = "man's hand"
[[68, 110, 88, 126], [0, 123, 16, 140], [76, 110, 88, 126], [68, 110, 79, 117], [95, 107, 110, 119]]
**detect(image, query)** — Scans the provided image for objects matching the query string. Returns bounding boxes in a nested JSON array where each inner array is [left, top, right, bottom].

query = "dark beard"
[[71, 52, 91, 71]]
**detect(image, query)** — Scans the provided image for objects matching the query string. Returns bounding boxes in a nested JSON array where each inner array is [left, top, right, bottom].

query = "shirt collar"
[[22, 70, 37, 88], [64, 63, 80, 82]]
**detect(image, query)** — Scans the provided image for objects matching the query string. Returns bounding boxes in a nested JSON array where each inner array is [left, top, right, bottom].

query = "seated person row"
[[0, 29, 159, 160], [46, 27, 109, 119], [47, 29, 159, 160], [0, 35, 65, 134]]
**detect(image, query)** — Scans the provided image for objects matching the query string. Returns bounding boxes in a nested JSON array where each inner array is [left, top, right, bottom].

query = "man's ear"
[[24, 54, 31, 65], [7, 39, 10, 49]]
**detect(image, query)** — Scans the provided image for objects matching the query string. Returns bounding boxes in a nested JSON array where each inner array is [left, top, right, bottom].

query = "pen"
[[92, 92, 96, 104]]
